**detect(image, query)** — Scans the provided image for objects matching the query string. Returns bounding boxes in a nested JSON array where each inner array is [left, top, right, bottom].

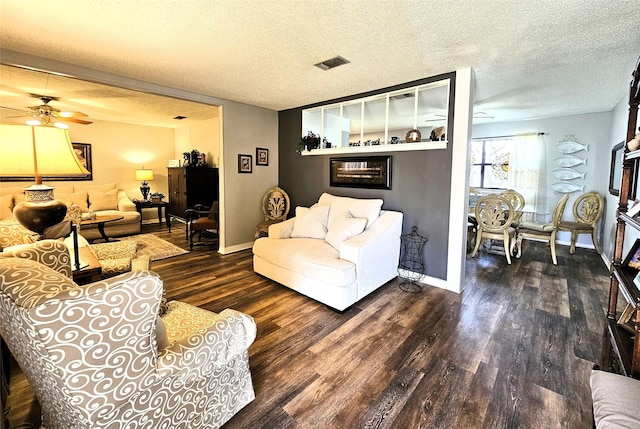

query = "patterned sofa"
[[0, 182, 140, 247], [0, 240, 256, 429]]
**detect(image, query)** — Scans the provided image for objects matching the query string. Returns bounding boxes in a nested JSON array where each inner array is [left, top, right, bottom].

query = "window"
[[469, 138, 514, 189]]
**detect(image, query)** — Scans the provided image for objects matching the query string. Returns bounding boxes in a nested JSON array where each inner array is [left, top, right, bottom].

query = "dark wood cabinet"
[[602, 57, 640, 378], [167, 167, 218, 220]]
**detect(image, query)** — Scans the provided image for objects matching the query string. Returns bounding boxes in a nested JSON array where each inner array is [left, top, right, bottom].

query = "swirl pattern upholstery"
[[0, 216, 38, 250], [0, 244, 256, 429], [90, 239, 151, 278], [0, 239, 72, 277]]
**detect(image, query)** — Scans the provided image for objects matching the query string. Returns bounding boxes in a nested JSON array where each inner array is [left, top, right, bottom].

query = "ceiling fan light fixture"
[[26, 119, 41, 126]]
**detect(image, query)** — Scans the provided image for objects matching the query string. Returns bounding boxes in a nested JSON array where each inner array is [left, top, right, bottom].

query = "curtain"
[[507, 134, 546, 221]]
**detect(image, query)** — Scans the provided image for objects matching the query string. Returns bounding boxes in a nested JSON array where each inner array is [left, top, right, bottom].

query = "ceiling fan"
[[24, 94, 93, 126]]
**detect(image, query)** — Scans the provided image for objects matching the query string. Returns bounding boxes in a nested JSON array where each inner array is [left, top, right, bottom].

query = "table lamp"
[[0, 124, 90, 234], [135, 168, 154, 201]]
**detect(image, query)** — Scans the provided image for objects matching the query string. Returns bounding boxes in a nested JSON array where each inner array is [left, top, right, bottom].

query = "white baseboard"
[[219, 241, 254, 255]]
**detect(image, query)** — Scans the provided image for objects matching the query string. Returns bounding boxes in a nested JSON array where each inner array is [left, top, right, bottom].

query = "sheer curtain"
[[507, 133, 546, 221]]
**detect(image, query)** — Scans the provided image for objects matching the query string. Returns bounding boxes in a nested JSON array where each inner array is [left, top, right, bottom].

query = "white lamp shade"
[[135, 169, 154, 181], [0, 124, 90, 177]]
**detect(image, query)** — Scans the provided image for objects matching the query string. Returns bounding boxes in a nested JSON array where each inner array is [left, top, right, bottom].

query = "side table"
[[72, 247, 102, 285], [134, 200, 171, 232]]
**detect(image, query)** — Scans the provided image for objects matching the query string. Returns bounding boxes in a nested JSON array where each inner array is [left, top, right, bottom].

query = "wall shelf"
[[300, 140, 447, 156]]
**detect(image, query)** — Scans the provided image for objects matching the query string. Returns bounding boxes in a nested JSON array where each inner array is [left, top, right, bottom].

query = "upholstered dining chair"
[[558, 191, 604, 254], [471, 194, 516, 264], [185, 200, 219, 250], [515, 193, 569, 265], [0, 240, 256, 429], [499, 189, 525, 227], [255, 186, 290, 238]]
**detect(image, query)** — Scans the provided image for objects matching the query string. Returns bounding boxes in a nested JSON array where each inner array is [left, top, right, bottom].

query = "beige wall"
[[69, 120, 175, 201], [174, 113, 221, 167], [219, 101, 279, 253]]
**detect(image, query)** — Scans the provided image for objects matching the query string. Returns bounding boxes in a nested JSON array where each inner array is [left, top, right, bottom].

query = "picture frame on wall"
[[623, 238, 640, 269], [256, 147, 269, 166], [329, 156, 392, 189], [238, 154, 252, 173]]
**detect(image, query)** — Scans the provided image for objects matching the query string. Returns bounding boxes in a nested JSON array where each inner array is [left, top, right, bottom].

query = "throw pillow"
[[88, 189, 118, 211], [57, 191, 89, 212], [0, 194, 12, 219], [99, 257, 131, 277], [318, 193, 383, 229], [325, 217, 367, 250], [291, 204, 330, 239]]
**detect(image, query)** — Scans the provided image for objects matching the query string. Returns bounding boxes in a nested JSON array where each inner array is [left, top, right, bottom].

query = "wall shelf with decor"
[[300, 140, 447, 156], [301, 77, 451, 156], [602, 56, 640, 378]]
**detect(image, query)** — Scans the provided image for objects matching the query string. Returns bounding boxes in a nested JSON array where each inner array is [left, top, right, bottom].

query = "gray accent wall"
[[278, 75, 457, 280]]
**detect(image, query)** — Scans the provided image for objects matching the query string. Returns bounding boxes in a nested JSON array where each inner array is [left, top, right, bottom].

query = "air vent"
[[173, 115, 188, 120], [314, 56, 350, 71]]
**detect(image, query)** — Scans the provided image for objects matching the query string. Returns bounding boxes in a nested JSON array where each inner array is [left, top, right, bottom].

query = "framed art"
[[238, 154, 252, 173], [623, 238, 640, 269], [617, 302, 636, 333], [0, 141, 93, 181], [329, 156, 392, 189], [256, 147, 269, 166]]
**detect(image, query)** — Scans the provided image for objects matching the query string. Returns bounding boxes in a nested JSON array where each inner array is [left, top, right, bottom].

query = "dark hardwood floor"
[[7, 223, 610, 428]]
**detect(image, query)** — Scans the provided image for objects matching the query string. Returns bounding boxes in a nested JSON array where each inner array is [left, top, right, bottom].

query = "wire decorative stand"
[[398, 226, 428, 293]]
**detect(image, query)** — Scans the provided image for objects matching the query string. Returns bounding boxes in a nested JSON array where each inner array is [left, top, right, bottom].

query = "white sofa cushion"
[[291, 204, 329, 239], [253, 237, 356, 287], [318, 193, 383, 229], [325, 216, 367, 250]]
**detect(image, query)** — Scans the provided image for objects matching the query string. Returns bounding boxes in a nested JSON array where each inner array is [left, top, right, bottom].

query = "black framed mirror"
[[610, 141, 637, 198], [610, 142, 624, 196]]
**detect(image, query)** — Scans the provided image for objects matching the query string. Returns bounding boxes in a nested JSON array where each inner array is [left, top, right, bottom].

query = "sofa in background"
[[0, 182, 140, 244], [253, 192, 403, 311], [0, 240, 257, 428]]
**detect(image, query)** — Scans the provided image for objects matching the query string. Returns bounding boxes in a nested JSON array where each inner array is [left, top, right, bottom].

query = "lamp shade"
[[135, 169, 154, 181], [0, 124, 90, 178]]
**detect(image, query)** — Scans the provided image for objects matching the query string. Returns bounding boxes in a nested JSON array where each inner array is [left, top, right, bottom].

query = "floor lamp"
[[0, 124, 90, 235]]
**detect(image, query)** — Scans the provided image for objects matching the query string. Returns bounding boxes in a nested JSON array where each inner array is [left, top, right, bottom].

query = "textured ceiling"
[[0, 0, 639, 128]]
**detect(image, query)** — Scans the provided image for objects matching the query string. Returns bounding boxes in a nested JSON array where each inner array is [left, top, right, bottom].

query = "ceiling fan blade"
[[57, 111, 89, 118], [57, 116, 93, 125]]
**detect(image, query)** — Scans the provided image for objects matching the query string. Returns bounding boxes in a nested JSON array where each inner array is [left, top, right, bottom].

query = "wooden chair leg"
[[569, 230, 577, 254], [592, 229, 602, 254], [471, 229, 483, 258], [550, 233, 558, 265], [504, 234, 512, 264]]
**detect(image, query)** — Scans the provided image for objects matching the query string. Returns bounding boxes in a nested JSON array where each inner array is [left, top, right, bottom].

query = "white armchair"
[[253, 193, 403, 311]]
